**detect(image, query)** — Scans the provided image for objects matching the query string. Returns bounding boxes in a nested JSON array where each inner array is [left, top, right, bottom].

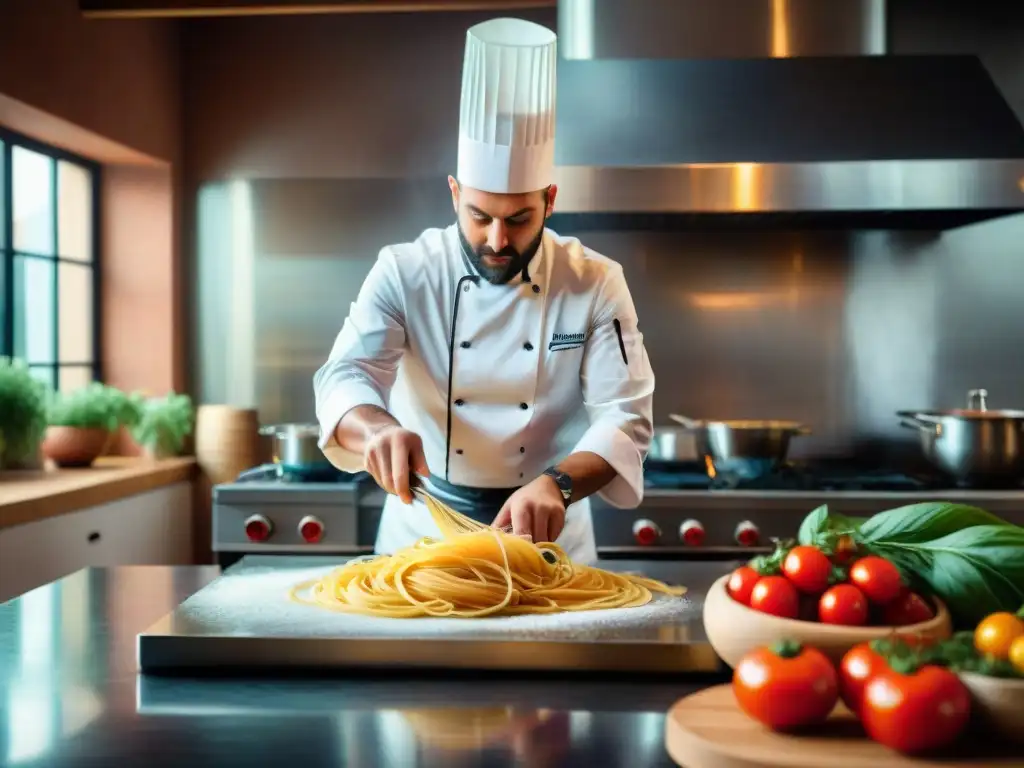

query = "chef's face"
[[448, 177, 557, 285]]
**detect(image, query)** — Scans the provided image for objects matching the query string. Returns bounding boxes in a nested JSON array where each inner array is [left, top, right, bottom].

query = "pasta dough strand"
[[290, 489, 686, 617]]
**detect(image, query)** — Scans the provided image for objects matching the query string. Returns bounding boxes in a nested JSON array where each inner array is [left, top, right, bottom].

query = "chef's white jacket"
[[314, 224, 655, 563]]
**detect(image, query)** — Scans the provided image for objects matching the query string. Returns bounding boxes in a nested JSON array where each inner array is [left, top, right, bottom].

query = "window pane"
[[13, 146, 55, 255], [58, 161, 93, 262], [13, 255, 55, 363], [58, 262, 93, 362], [0, 137, 6, 245], [28, 365, 55, 392], [58, 365, 93, 393]]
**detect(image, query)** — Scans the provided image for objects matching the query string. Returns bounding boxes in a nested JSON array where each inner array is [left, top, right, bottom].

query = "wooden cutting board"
[[664, 684, 1017, 768]]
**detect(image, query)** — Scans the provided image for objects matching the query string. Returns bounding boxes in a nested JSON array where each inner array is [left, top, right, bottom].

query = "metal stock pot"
[[259, 423, 336, 478], [897, 388, 1024, 486], [669, 414, 811, 465]]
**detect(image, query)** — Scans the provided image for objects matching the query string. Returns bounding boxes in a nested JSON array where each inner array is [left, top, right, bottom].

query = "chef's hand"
[[363, 425, 429, 505], [492, 475, 567, 544]]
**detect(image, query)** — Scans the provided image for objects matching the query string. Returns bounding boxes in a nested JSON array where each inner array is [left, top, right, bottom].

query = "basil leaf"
[[859, 502, 1013, 544], [870, 524, 1024, 627], [797, 505, 829, 545]]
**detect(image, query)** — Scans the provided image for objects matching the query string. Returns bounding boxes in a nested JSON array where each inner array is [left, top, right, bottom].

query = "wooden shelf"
[[0, 456, 196, 530]]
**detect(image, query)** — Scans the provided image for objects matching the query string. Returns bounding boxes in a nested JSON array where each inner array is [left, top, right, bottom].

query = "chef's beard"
[[458, 223, 544, 285]]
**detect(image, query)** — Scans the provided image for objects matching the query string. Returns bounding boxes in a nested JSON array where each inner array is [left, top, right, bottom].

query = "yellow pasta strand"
[[290, 489, 686, 618]]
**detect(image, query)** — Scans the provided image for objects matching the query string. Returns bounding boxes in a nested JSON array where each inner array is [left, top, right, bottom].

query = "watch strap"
[[542, 467, 573, 508]]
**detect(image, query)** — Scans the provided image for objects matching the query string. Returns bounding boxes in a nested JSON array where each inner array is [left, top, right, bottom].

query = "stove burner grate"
[[644, 459, 956, 492]]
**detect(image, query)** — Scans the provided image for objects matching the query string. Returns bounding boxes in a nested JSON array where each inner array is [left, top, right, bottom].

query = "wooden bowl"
[[702, 574, 953, 667], [959, 671, 1024, 745]]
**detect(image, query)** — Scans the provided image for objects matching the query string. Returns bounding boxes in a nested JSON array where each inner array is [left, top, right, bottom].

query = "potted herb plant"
[[130, 392, 194, 460], [0, 358, 51, 470], [42, 383, 141, 467]]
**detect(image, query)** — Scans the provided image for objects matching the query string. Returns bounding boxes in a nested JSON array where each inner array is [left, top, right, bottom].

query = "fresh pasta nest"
[[290, 490, 686, 618]]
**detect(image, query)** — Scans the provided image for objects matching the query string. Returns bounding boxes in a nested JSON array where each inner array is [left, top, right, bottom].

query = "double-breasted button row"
[[454, 398, 530, 410]]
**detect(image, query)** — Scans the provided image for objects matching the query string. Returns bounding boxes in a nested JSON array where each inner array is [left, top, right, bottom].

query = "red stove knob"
[[632, 519, 661, 546], [735, 520, 760, 547], [244, 514, 272, 543], [679, 519, 705, 546], [298, 515, 324, 544]]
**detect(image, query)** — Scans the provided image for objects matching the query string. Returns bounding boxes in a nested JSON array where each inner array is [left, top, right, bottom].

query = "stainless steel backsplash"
[[193, 176, 1024, 461], [186, 0, 1024, 464]]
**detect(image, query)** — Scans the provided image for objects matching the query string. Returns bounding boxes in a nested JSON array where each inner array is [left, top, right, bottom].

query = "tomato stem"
[[770, 638, 804, 659], [887, 655, 921, 676], [1016, 605, 1024, 620]]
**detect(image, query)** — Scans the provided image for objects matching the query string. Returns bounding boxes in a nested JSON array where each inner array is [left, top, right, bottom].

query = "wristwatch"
[[542, 467, 573, 508]]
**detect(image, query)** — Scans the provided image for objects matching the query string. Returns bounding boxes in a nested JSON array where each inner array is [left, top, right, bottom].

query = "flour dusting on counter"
[[175, 564, 697, 641]]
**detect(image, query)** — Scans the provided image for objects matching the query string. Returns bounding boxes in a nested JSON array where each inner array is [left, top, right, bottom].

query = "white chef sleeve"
[[313, 247, 406, 472], [570, 266, 655, 508]]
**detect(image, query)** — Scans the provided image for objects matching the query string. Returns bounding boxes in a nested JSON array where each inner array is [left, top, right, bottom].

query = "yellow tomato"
[[974, 612, 1024, 659], [1009, 635, 1024, 675]]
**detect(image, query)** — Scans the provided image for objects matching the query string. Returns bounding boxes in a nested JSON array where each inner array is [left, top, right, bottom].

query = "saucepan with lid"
[[668, 413, 812, 466], [897, 388, 1024, 487]]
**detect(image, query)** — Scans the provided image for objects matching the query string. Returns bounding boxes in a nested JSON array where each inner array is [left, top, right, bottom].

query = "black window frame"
[[0, 126, 103, 389]]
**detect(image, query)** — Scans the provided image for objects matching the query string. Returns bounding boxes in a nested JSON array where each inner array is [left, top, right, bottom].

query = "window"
[[1, 128, 101, 392]]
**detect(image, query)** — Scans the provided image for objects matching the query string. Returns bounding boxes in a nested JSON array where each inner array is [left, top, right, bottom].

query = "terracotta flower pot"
[[41, 426, 112, 468]]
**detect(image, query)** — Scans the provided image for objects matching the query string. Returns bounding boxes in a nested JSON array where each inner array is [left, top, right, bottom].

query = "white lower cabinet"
[[0, 481, 194, 603]]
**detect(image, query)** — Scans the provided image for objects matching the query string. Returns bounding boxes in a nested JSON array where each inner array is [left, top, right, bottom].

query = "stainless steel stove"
[[210, 460, 1024, 569]]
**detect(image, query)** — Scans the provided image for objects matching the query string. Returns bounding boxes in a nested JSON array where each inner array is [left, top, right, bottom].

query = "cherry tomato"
[[727, 566, 760, 606], [782, 546, 832, 594], [849, 556, 903, 604], [838, 642, 887, 716], [974, 611, 1024, 659], [1008, 635, 1024, 675], [818, 584, 869, 626], [749, 576, 800, 619], [861, 665, 971, 754], [882, 589, 935, 626], [733, 640, 839, 730], [832, 535, 859, 566]]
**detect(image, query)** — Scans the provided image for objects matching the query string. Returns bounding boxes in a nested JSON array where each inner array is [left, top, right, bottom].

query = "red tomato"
[[726, 566, 760, 606], [882, 589, 935, 626], [818, 584, 869, 626], [861, 665, 971, 754], [838, 643, 887, 715], [849, 556, 903, 604], [749, 576, 800, 619], [782, 546, 832, 594], [733, 640, 839, 730]]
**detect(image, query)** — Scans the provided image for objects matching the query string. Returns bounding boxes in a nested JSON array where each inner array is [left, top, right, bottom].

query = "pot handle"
[[899, 417, 941, 436], [668, 413, 702, 429]]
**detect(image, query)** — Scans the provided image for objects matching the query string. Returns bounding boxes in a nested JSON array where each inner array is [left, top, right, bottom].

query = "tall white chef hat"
[[456, 18, 557, 195]]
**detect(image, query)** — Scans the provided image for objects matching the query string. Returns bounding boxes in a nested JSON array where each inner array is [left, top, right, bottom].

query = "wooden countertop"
[[0, 456, 196, 530]]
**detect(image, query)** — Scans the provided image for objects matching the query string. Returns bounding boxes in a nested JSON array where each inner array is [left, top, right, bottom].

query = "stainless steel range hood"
[[549, 0, 1024, 230]]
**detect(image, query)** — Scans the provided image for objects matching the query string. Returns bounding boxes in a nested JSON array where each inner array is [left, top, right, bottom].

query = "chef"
[[313, 17, 654, 564]]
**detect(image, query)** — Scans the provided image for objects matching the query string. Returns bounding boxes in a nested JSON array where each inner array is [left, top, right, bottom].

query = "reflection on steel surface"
[[551, 161, 1024, 216], [559, 0, 886, 60]]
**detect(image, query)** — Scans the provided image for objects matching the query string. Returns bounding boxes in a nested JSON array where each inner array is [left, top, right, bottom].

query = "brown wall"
[[0, 0, 181, 164], [0, 0, 185, 405]]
